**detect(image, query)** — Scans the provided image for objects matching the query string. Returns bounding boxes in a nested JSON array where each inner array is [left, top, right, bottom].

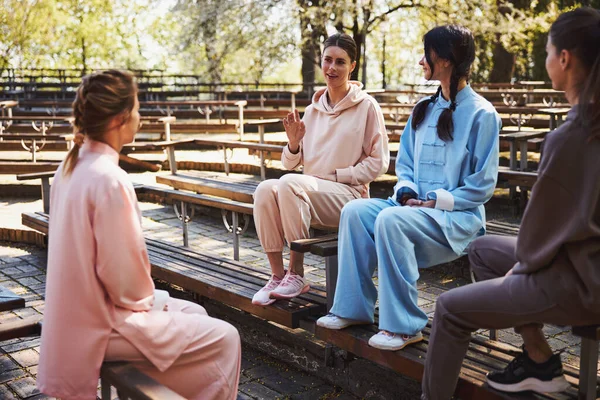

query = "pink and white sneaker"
[[252, 275, 283, 306], [269, 271, 310, 299]]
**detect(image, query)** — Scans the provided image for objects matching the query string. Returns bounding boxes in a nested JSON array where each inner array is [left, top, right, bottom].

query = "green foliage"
[[0, 0, 595, 84], [166, 0, 297, 82]]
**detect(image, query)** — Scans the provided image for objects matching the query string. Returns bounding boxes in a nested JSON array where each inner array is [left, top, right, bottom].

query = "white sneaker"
[[269, 271, 310, 299], [252, 275, 283, 306], [316, 313, 369, 330], [368, 331, 423, 351]]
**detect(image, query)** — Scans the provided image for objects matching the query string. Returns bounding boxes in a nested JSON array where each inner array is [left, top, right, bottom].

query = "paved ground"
[[0, 182, 597, 399]]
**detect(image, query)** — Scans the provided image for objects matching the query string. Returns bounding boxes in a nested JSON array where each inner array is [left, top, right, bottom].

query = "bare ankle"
[[525, 345, 553, 364]]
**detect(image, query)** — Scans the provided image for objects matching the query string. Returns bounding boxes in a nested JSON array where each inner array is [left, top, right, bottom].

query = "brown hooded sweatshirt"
[[513, 105, 600, 311]]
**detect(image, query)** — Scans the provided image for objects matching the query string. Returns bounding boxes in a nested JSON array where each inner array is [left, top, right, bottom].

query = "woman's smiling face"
[[322, 46, 356, 88]]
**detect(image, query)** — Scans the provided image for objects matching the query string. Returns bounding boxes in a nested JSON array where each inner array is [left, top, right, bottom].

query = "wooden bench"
[[290, 221, 519, 311], [142, 185, 253, 260], [316, 319, 593, 399], [0, 316, 185, 399], [291, 224, 598, 399], [0, 161, 59, 175], [0, 283, 25, 312], [500, 130, 548, 171], [22, 211, 597, 399], [19, 212, 326, 329]]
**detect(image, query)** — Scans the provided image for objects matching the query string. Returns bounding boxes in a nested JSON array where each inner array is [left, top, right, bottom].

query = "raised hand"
[[283, 109, 305, 153]]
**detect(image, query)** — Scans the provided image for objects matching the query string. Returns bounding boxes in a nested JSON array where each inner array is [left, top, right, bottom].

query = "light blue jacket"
[[393, 85, 501, 254]]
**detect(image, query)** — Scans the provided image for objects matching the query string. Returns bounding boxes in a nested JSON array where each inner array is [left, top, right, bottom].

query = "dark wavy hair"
[[323, 33, 357, 63], [549, 7, 600, 131], [411, 25, 475, 141]]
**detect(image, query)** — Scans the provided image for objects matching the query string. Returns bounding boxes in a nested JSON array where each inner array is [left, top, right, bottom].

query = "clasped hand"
[[405, 198, 436, 208]]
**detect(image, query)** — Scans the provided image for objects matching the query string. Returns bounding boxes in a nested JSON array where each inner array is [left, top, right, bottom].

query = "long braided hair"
[[63, 70, 137, 176], [411, 25, 475, 142]]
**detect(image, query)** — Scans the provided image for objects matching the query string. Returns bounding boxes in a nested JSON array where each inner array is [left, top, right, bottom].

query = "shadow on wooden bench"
[[20, 212, 327, 329]]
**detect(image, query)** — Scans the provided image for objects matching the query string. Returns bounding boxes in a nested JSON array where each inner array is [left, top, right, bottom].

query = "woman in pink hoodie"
[[252, 33, 390, 305], [37, 70, 241, 400]]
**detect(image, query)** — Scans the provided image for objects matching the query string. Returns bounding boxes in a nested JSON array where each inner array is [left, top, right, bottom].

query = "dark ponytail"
[[411, 25, 475, 142], [549, 8, 600, 132]]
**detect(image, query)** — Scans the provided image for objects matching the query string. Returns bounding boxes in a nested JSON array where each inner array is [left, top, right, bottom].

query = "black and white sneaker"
[[486, 348, 570, 393]]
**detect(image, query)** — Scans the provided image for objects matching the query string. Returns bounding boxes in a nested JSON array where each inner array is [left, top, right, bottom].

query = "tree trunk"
[[298, 1, 325, 96], [489, 37, 515, 83], [351, 21, 363, 82], [81, 37, 87, 75]]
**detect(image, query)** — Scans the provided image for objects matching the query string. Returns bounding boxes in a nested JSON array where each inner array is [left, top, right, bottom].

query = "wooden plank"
[[142, 186, 253, 215], [0, 284, 25, 312], [16, 171, 55, 181], [100, 362, 186, 400], [118, 154, 161, 172], [146, 239, 326, 307], [0, 162, 59, 175], [148, 254, 315, 328], [21, 212, 49, 235], [0, 316, 42, 342], [572, 325, 600, 341], [290, 234, 339, 253], [156, 174, 256, 203]]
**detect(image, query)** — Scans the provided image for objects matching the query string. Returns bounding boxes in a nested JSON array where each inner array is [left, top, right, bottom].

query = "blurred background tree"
[[1, 0, 599, 85]]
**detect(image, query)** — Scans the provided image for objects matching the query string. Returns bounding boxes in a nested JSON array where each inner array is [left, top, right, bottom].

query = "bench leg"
[[325, 255, 338, 312], [509, 142, 517, 171], [519, 141, 528, 171], [173, 201, 192, 247], [181, 201, 189, 247], [232, 212, 239, 261], [100, 375, 111, 400], [41, 177, 51, 214], [167, 146, 177, 174], [578, 338, 599, 400]]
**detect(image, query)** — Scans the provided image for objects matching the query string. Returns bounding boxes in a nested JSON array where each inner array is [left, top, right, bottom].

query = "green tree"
[[0, 0, 57, 73]]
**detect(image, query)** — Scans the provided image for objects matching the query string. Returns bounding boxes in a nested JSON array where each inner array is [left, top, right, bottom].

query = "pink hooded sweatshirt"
[[281, 81, 389, 197]]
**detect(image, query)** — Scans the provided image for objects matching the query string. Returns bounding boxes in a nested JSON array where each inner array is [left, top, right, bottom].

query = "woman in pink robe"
[[37, 70, 241, 400]]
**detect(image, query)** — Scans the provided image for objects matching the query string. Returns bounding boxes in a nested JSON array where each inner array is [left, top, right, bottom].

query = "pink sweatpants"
[[105, 298, 241, 400], [253, 174, 362, 252]]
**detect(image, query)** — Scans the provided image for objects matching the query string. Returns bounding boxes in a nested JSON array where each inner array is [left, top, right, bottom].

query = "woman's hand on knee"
[[405, 198, 436, 208]]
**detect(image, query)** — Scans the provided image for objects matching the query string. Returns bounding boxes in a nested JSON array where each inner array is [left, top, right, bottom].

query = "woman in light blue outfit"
[[317, 25, 501, 351]]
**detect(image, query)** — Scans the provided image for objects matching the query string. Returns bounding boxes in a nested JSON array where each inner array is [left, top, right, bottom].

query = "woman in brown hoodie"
[[251, 33, 389, 305], [421, 8, 600, 399]]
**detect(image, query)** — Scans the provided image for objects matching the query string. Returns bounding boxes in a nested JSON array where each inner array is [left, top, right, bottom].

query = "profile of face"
[[118, 96, 140, 145], [419, 50, 452, 82], [545, 35, 567, 91], [321, 46, 356, 88]]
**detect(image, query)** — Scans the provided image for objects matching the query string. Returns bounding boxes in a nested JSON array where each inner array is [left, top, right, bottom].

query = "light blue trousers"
[[329, 197, 459, 335]]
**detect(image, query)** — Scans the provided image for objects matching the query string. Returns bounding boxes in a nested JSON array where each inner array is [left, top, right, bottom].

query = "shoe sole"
[[251, 298, 276, 306], [486, 375, 570, 393], [316, 319, 371, 330], [269, 285, 310, 299], [368, 335, 424, 351]]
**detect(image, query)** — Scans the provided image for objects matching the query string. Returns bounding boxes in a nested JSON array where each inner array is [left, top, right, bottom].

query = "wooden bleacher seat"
[[156, 171, 258, 204], [0, 315, 184, 399], [19, 212, 325, 329], [20, 211, 596, 399]]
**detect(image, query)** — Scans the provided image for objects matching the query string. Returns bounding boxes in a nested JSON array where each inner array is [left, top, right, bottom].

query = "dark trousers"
[[421, 235, 599, 400]]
